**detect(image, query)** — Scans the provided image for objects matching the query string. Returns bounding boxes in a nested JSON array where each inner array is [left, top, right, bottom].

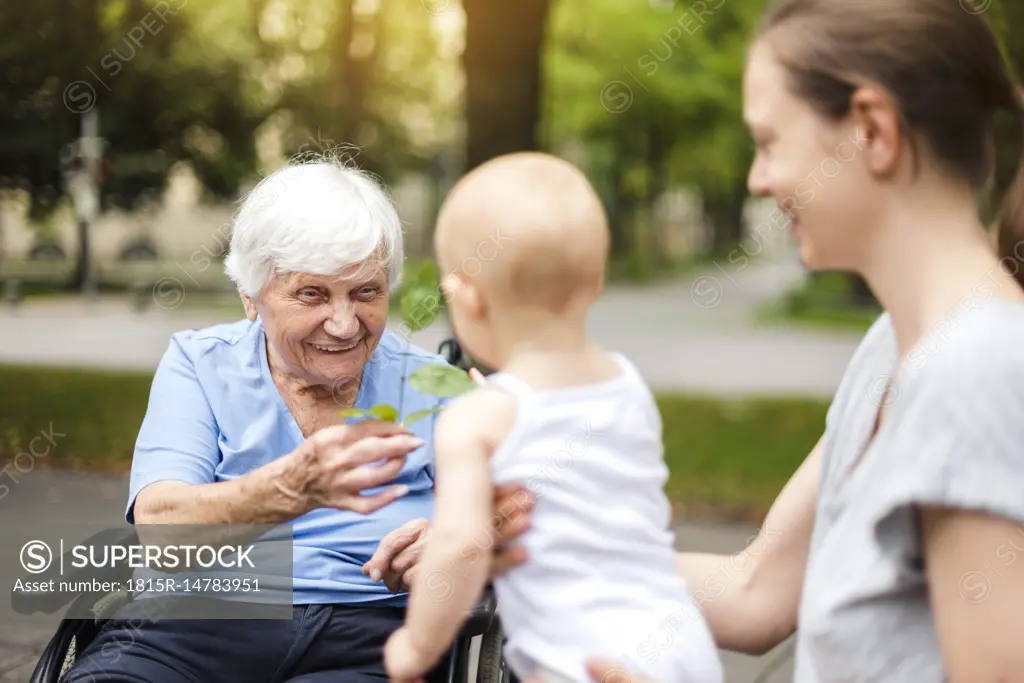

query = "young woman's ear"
[[849, 85, 904, 179]]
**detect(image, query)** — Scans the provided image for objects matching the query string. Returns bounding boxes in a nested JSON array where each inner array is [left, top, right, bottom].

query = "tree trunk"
[[463, 0, 552, 171], [72, 217, 92, 293], [68, 0, 101, 293], [608, 137, 632, 259], [647, 119, 671, 269]]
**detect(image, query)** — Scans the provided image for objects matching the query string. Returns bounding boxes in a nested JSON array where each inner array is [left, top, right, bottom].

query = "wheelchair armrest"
[[458, 584, 497, 638], [12, 526, 139, 615]]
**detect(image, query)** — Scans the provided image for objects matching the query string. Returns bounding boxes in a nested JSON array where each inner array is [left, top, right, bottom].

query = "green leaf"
[[402, 406, 444, 426], [409, 364, 477, 398], [369, 403, 400, 422], [406, 259, 439, 289], [400, 285, 440, 332]]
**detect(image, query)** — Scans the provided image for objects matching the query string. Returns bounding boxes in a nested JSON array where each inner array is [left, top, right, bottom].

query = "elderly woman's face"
[[247, 266, 389, 385]]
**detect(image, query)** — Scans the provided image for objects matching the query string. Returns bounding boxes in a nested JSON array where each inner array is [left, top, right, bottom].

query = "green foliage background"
[[2, 0, 1020, 279]]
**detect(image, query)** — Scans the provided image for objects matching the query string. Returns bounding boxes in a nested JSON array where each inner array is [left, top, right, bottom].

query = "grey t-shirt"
[[795, 298, 1024, 682]]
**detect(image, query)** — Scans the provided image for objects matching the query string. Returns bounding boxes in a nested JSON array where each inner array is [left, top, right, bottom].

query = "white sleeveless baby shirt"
[[487, 354, 723, 683]]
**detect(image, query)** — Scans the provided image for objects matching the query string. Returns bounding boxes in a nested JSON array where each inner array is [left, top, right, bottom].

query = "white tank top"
[[487, 354, 724, 683]]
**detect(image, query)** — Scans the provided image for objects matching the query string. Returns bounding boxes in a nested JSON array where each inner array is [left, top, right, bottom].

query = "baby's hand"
[[384, 626, 437, 683]]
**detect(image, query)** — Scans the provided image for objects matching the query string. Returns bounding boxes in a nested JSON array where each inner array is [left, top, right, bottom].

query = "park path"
[[0, 248, 864, 397], [0, 470, 793, 683]]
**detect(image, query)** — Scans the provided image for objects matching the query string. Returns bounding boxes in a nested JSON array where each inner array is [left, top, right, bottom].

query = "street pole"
[[72, 108, 101, 298]]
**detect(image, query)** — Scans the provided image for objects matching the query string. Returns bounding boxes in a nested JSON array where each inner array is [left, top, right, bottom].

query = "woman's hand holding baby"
[[522, 659, 658, 683]]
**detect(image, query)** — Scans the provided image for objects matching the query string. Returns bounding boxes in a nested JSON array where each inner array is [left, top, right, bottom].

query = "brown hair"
[[757, 0, 1024, 287]]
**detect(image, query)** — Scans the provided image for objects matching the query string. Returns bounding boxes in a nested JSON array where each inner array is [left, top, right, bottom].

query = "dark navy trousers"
[[61, 603, 406, 683]]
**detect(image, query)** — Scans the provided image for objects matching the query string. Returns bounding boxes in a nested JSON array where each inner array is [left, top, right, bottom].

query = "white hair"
[[224, 159, 404, 298]]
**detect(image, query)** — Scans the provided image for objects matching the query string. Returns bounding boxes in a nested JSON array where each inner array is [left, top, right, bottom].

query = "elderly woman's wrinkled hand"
[[363, 517, 430, 593], [285, 419, 423, 515]]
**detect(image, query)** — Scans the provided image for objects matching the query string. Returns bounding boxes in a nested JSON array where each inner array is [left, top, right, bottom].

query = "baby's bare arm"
[[403, 387, 518, 663]]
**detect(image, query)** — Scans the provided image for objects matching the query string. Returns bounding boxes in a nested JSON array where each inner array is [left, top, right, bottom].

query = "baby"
[[384, 152, 723, 683]]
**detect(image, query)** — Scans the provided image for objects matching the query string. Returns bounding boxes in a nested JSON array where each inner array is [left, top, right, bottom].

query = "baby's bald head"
[[435, 152, 609, 313]]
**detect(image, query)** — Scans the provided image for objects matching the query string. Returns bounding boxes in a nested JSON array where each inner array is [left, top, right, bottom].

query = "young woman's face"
[[743, 40, 877, 271]]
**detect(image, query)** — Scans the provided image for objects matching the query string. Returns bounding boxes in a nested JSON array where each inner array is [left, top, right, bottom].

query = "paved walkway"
[[0, 250, 864, 397], [0, 471, 793, 682]]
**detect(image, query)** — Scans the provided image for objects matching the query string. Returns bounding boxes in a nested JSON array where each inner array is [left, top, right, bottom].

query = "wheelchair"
[[24, 338, 516, 683], [23, 527, 512, 683]]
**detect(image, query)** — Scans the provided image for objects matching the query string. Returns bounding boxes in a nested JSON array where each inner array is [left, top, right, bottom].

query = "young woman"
[[491, 1, 1024, 681], [678, 0, 1024, 680]]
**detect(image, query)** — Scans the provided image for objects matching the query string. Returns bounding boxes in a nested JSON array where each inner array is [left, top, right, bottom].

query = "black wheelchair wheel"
[[60, 636, 77, 679], [438, 338, 468, 370], [476, 618, 514, 683]]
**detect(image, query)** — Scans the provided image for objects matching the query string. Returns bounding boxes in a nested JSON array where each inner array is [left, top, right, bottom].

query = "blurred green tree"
[[0, 0, 263, 218], [543, 0, 759, 273], [0, 0, 451, 224], [276, 0, 450, 182]]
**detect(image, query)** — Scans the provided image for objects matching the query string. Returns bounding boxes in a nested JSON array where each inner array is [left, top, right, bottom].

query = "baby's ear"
[[444, 272, 487, 318], [464, 280, 488, 320], [439, 273, 461, 302]]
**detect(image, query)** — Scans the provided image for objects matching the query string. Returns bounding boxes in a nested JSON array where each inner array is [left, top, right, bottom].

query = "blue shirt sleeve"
[[126, 333, 221, 523]]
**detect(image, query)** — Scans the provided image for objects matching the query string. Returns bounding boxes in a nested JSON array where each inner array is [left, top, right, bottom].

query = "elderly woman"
[[61, 159, 531, 683]]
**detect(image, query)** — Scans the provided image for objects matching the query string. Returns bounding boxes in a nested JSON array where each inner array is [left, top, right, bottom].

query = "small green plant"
[[338, 259, 477, 426], [338, 364, 477, 426], [398, 259, 444, 333]]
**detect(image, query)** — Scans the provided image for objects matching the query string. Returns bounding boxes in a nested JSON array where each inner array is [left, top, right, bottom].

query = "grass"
[[0, 365, 827, 522], [758, 271, 882, 334], [659, 394, 825, 521], [0, 365, 155, 474]]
